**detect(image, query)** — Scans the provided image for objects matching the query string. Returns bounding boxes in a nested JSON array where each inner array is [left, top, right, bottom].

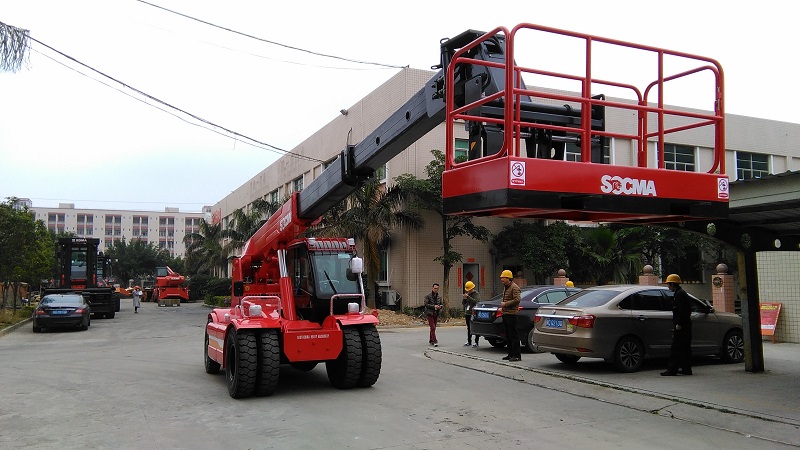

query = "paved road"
[[0, 300, 797, 449]]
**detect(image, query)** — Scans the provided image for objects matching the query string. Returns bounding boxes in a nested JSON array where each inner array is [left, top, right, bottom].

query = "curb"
[[0, 317, 31, 338]]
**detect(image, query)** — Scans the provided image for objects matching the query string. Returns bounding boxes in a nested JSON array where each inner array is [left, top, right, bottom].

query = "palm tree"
[[0, 21, 29, 73], [184, 219, 227, 276], [311, 179, 422, 308], [579, 226, 646, 285]]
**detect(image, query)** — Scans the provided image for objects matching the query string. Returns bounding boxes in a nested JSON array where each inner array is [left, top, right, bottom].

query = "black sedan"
[[32, 294, 91, 332], [471, 285, 581, 352]]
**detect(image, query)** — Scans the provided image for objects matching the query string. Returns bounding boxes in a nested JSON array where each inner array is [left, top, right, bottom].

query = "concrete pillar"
[[711, 263, 736, 313], [552, 269, 569, 286], [638, 265, 659, 285]]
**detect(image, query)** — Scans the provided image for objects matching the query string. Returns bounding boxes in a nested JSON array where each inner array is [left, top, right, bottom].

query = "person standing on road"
[[499, 270, 521, 361], [662, 274, 693, 376], [132, 286, 143, 314], [462, 281, 480, 347], [424, 283, 443, 346]]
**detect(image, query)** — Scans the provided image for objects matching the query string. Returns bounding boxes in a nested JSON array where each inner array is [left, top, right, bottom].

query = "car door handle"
[[636, 315, 648, 321]]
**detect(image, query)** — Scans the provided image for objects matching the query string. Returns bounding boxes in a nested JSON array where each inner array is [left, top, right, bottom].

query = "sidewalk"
[[427, 340, 800, 447]]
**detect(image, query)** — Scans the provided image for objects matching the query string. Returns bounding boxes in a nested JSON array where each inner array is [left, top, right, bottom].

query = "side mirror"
[[233, 281, 244, 297], [350, 257, 363, 274]]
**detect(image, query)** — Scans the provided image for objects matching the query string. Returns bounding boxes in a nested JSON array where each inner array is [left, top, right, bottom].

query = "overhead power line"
[[29, 36, 325, 164], [135, 0, 407, 70]]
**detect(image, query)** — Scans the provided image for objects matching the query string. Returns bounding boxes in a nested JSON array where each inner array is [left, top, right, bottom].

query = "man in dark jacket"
[[662, 274, 693, 376], [424, 283, 442, 346], [499, 270, 521, 362]]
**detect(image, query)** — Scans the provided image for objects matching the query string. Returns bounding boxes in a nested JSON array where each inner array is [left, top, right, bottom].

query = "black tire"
[[487, 338, 506, 348], [326, 328, 362, 389], [289, 361, 318, 372], [255, 330, 280, 396], [555, 353, 581, 364], [32, 323, 41, 333], [80, 318, 88, 331], [721, 329, 745, 363], [357, 325, 382, 387], [204, 320, 221, 374], [225, 328, 257, 398], [613, 336, 644, 372], [107, 311, 115, 319], [524, 328, 537, 353]]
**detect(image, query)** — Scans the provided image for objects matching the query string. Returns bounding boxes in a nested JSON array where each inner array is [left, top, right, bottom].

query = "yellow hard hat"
[[465, 281, 475, 291], [500, 270, 514, 279], [665, 274, 682, 284], [565, 281, 574, 287]]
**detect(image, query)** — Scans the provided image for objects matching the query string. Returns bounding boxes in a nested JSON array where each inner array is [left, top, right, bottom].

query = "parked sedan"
[[32, 294, 91, 332], [532, 285, 744, 372], [471, 285, 581, 352]]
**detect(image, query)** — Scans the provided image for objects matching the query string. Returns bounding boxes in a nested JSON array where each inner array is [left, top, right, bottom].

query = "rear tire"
[[524, 328, 537, 353], [721, 329, 745, 363], [80, 318, 88, 331], [555, 353, 581, 364], [204, 320, 221, 374], [107, 311, 115, 319], [357, 325, 382, 387], [225, 328, 257, 398], [255, 330, 280, 396], [326, 328, 362, 389], [32, 323, 41, 333], [613, 336, 644, 372]]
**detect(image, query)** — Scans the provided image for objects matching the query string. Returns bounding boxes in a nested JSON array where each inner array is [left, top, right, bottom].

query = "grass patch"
[[0, 307, 33, 328]]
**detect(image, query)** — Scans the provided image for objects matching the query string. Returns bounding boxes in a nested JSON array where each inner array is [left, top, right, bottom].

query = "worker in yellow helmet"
[[499, 270, 521, 362], [462, 280, 480, 347], [661, 274, 693, 376]]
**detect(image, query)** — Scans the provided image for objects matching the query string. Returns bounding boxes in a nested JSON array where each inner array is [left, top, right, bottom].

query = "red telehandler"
[[205, 24, 726, 398], [152, 266, 189, 306]]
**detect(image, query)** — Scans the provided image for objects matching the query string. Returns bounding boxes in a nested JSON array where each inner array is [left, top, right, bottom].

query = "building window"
[[664, 144, 695, 171], [376, 165, 387, 183], [379, 244, 389, 282], [455, 138, 469, 162], [293, 176, 304, 193], [736, 151, 769, 180], [564, 141, 610, 163], [269, 189, 279, 204]]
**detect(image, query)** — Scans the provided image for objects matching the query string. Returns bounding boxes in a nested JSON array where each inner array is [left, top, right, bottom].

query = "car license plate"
[[51, 310, 68, 315], [477, 311, 491, 320], [545, 318, 563, 329]]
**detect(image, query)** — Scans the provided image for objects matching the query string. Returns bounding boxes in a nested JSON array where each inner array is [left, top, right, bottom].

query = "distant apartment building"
[[25, 202, 211, 258]]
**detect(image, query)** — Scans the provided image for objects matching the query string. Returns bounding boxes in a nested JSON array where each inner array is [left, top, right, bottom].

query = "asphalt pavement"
[[2, 306, 798, 448], [426, 329, 800, 447]]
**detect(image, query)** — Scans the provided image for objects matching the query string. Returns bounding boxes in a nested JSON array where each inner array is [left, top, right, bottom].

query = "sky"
[[0, 0, 796, 212]]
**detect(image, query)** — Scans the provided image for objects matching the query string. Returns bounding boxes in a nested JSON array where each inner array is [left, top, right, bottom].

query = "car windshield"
[[558, 289, 621, 307], [41, 296, 82, 305]]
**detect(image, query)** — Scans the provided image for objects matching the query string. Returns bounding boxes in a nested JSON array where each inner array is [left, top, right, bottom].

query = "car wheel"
[[555, 353, 581, 364], [80, 318, 88, 331], [32, 323, 41, 333], [487, 338, 506, 348], [107, 311, 115, 319], [524, 328, 538, 352], [613, 336, 644, 372], [721, 329, 745, 363]]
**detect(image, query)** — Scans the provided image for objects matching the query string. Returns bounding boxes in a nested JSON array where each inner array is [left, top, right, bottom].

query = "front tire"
[[255, 330, 280, 396], [524, 328, 537, 353], [721, 329, 745, 363], [357, 325, 382, 387], [225, 328, 257, 398], [613, 336, 644, 372], [326, 328, 362, 389]]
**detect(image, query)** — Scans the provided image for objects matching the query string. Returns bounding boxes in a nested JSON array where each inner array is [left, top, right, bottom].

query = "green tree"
[[106, 239, 170, 284], [578, 225, 646, 285], [0, 198, 53, 308], [395, 149, 491, 316], [493, 220, 580, 284], [184, 219, 227, 277], [311, 179, 423, 308]]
